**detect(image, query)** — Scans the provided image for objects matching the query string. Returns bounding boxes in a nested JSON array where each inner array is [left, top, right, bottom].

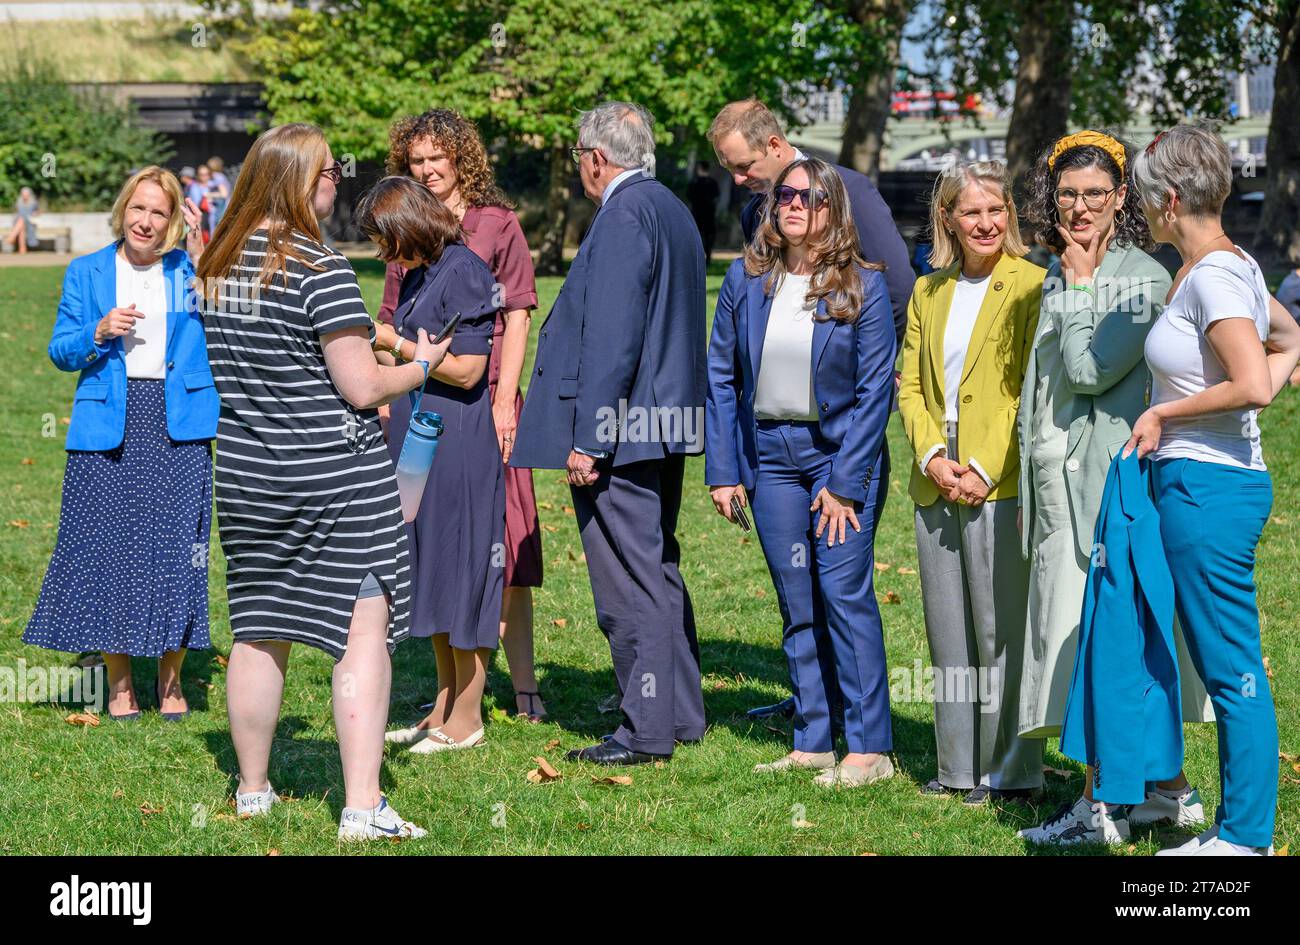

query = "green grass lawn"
[[0, 258, 1296, 855]]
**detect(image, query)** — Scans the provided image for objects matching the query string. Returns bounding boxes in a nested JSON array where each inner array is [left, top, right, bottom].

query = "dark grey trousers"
[[571, 453, 706, 755]]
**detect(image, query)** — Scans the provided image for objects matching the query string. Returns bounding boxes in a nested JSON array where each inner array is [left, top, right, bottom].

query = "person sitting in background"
[[4, 186, 39, 254], [24, 167, 211, 721]]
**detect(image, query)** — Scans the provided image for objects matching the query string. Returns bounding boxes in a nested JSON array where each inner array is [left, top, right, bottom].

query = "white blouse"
[[754, 273, 818, 421], [115, 252, 167, 379]]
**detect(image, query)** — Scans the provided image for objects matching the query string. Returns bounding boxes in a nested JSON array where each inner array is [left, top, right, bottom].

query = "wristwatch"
[[389, 341, 404, 360]]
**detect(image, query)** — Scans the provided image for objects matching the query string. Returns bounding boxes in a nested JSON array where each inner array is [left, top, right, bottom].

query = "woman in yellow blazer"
[[899, 160, 1046, 803]]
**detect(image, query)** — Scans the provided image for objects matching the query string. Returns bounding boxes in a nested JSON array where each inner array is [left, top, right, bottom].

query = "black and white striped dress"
[[203, 230, 411, 659]]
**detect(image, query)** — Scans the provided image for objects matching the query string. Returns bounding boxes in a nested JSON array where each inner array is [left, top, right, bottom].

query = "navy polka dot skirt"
[[23, 379, 214, 656]]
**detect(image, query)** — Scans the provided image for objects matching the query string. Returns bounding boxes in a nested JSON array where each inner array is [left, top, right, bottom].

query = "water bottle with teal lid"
[[396, 390, 443, 523]]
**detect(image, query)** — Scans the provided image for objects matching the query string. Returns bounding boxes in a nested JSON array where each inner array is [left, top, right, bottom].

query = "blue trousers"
[[1152, 457, 1276, 848], [751, 420, 891, 754]]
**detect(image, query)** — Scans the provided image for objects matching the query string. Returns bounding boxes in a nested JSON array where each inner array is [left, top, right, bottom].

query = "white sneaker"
[[1019, 796, 1130, 846], [1129, 787, 1205, 826], [406, 726, 484, 754], [1156, 826, 1271, 856], [235, 782, 279, 819], [337, 795, 426, 842]]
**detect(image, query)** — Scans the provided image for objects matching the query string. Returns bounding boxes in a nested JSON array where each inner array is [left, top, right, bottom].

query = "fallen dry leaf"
[[266, 848, 281, 856], [537, 501, 555, 511], [1281, 751, 1298, 763], [859, 851, 879, 856], [20, 458, 34, 465], [552, 618, 568, 628], [139, 803, 164, 815], [562, 506, 575, 516], [1276, 844, 1289, 856], [875, 562, 891, 572], [593, 775, 633, 786], [1042, 765, 1074, 779], [526, 756, 562, 784], [9, 520, 30, 528], [215, 653, 229, 669], [1263, 656, 1274, 679], [542, 523, 559, 533], [575, 822, 591, 830], [881, 590, 902, 605], [897, 566, 916, 575], [544, 739, 561, 751], [112, 788, 124, 799], [65, 712, 99, 727]]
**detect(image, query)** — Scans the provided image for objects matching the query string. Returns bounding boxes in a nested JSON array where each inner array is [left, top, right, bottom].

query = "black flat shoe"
[[107, 710, 141, 722], [156, 679, 190, 722], [921, 778, 965, 797], [963, 784, 993, 805], [746, 696, 795, 720], [565, 739, 668, 766]]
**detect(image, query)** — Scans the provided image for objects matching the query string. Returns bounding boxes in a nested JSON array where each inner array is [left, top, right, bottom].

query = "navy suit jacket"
[[741, 163, 913, 344], [511, 173, 707, 470], [49, 241, 218, 451], [704, 259, 896, 504]]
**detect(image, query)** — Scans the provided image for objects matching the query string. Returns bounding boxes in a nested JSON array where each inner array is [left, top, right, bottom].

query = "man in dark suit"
[[708, 98, 914, 345], [709, 98, 915, 721], [510, 101, 707, 765]]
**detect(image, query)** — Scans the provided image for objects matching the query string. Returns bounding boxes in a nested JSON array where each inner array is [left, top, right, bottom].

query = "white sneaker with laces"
[[1129, 787, 1205, 826], [1156, 826, 1271, 856], [338, 795, 427, 842], [235, 783, 279, 819], [1019, 796, 1130, 846]]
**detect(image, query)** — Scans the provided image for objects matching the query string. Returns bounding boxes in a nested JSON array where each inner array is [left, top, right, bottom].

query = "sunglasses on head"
[[774, 184, 828, 211]]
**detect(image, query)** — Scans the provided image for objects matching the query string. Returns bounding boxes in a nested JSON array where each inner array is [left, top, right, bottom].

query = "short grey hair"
[[1131, 124, 1233, 218], [577, 101, 656, 172]]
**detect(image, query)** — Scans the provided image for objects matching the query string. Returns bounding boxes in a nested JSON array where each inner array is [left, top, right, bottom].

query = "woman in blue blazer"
[[24, 166, 218, 721], [706, 157, 898, 787]]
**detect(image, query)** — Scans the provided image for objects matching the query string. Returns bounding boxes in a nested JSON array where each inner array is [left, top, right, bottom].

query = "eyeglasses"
[[319, 162, 344, 185], [570, 147, 599, 166], [1054, 186, 1117, 210], [774, 184, 828, 211]]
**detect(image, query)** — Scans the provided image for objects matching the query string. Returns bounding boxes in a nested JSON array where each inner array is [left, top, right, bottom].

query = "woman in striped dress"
[[196, 123, 451, 841]]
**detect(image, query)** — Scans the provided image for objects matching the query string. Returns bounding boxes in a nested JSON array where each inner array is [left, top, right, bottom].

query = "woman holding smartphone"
[[705, 158, 897, 787], [358, 176, 505, 755]]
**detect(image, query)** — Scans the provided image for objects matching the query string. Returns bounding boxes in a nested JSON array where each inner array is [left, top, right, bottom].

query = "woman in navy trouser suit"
[[705, 158, 899, 788]]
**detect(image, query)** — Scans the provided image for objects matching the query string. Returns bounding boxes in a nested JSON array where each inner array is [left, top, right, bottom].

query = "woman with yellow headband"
[[1015, 130, 1209, 847]]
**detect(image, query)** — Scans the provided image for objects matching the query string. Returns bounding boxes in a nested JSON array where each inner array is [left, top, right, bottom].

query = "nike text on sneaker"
[[337, 796, 426, 841]]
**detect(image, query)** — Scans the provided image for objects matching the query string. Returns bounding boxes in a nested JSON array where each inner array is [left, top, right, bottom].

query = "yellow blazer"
[[898, 252, 1045, 506]]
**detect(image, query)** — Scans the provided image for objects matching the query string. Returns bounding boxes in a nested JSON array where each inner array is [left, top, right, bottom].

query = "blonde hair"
[[196, 123, 330, 303], [708, 99, 786, 152], [110, 166, 186, 253], [928, 161, 1027, 269]]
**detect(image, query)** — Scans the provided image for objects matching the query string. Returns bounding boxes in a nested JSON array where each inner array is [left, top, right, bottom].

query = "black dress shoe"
[[746, 696, 795, 720], [565, 739, 668, 766]]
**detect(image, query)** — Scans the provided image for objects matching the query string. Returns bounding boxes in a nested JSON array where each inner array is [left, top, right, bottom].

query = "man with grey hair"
[[511, 101, 708, 765]]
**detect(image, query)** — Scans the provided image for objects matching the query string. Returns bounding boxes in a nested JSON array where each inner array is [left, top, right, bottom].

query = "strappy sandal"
[[514, 690, 547, 723]]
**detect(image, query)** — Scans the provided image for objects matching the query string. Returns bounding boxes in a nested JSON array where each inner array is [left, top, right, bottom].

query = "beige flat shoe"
[[385, 725, 430, 746], [407, 726, 485, 754], [813, 755, 895, 788], [753, 751, 836, 773]]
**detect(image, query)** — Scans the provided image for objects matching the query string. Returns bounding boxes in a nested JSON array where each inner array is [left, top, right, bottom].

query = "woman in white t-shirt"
[[1126, 125, 1300, 856]]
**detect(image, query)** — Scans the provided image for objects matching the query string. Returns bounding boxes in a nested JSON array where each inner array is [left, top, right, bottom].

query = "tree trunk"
[[838, 0, 909, 179], [1256, 1, 1300, 267], [534, 140, 572, 276], [1004, 0, 1074, 199]]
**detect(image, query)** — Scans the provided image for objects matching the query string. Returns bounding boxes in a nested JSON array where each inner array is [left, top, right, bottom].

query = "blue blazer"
[[510, 173, 707, 470], [704, 259, 896, 504], [1060, 451, 1184, 804], [741, 163, 915, 345], [48, 242, 218, 451]]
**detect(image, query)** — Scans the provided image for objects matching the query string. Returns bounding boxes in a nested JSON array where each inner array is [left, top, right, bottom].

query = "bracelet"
[[390, 342, 404, 360]]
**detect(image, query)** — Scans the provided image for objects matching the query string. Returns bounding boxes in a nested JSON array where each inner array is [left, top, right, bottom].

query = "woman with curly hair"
[[373, 108, 549, 730], [1015, 130, 1207, 847]]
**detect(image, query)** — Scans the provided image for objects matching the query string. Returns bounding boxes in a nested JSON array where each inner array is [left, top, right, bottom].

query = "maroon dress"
[[380, 205, 543, 588]]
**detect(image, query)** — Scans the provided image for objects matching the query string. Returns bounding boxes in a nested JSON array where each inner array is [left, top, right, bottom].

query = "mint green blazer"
[[1016, 242, 1173, 560]]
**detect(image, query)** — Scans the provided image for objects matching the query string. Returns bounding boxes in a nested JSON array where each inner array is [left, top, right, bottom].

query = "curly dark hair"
[[385, 108, 512, 210], [1023, 136, 1154, 255]]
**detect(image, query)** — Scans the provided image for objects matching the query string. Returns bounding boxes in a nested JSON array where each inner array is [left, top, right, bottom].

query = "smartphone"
[[433, 311, 462, 344], [731, 495, 751, 532]]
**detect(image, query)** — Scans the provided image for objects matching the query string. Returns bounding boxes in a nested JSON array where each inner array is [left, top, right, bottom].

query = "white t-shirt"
[[115, 253, 168, 379], [754, 273, 818, 420], [943, 272, 992, 422], [1145, 248, 1270, 470]]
